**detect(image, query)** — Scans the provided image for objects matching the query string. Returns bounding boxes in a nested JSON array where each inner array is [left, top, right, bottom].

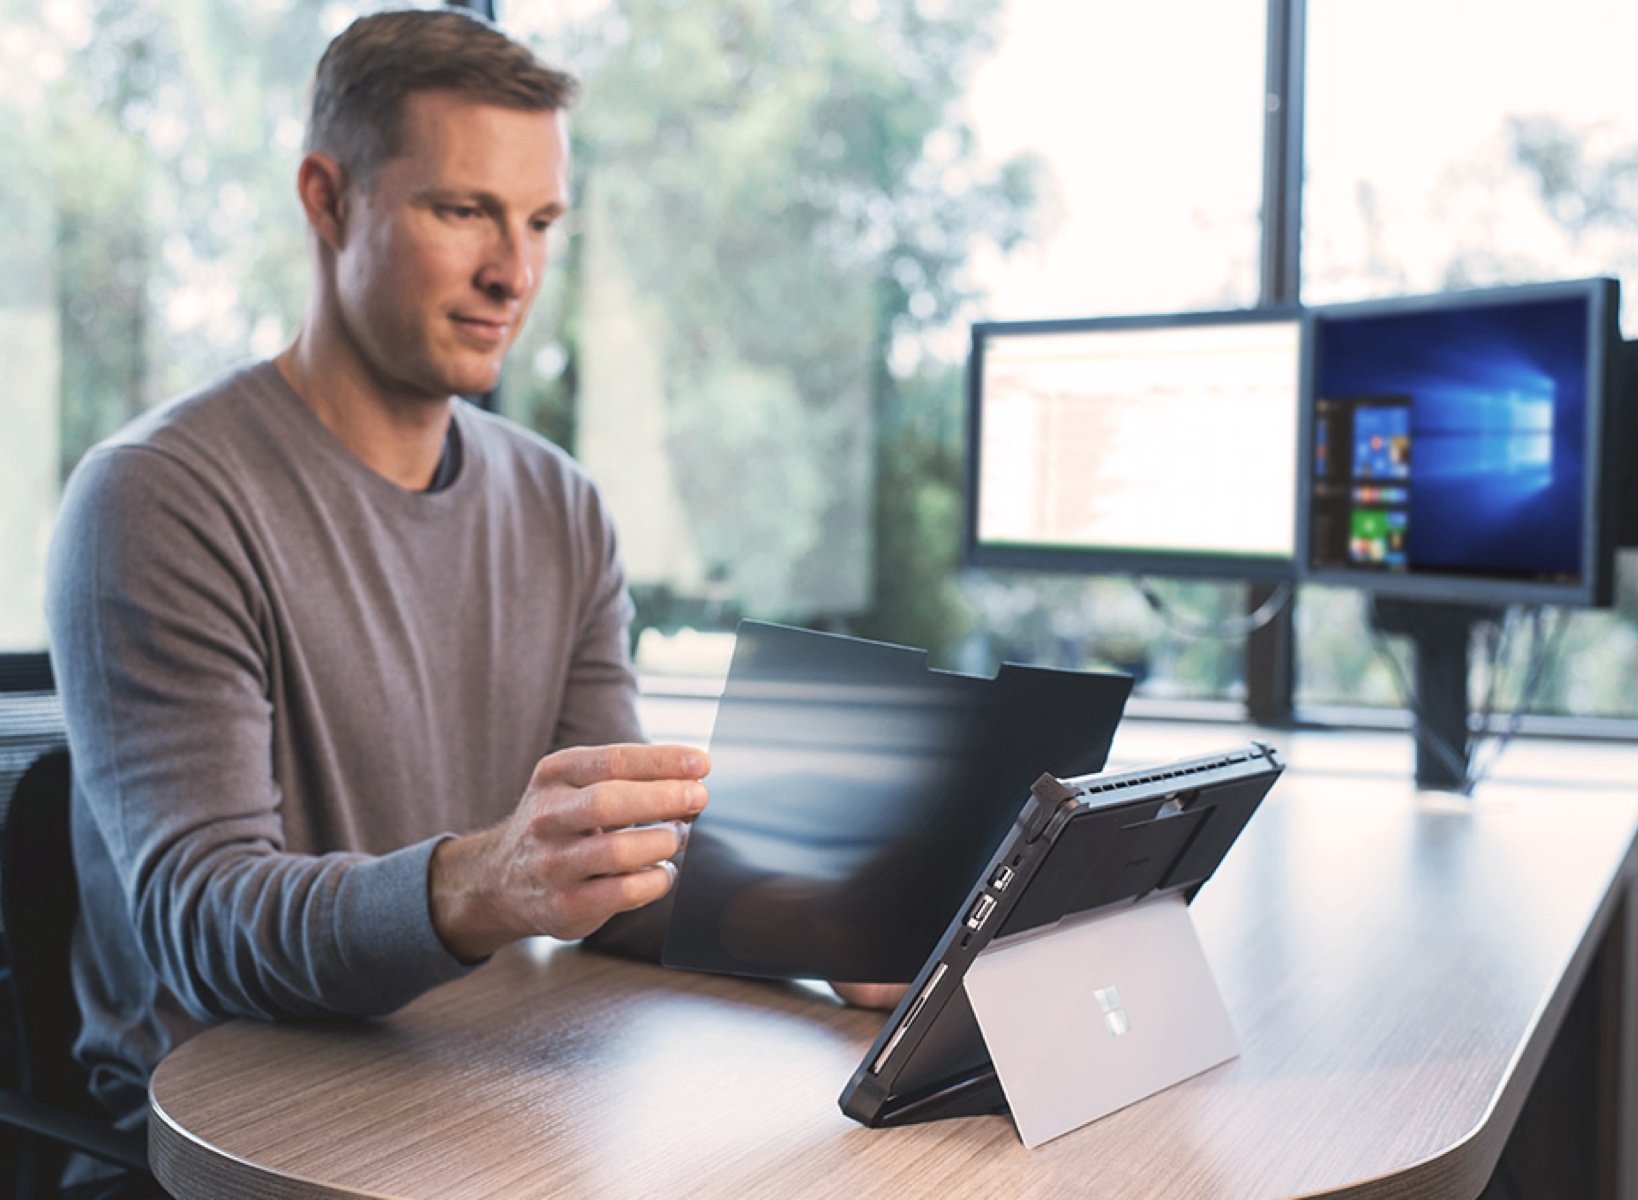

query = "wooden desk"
[[148, 745, 1638, 1199]]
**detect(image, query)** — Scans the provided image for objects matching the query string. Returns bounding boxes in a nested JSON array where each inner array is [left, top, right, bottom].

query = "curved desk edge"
[[150, 1085, 387, 1200]]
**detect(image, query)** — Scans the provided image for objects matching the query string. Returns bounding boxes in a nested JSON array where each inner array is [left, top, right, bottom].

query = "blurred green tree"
[[513, 0, 1048, 656], [45, 0, 356, 475]]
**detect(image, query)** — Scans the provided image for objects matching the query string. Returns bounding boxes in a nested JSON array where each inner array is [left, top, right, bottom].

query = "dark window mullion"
[[1245, 0, 1306, 724], [445, 0, 497, 21], [1259, 0, 1306, 307]]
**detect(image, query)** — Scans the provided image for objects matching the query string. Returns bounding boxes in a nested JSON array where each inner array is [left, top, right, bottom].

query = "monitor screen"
[[965, 310, 1303, 580], [1301, 278, 1621, 607]]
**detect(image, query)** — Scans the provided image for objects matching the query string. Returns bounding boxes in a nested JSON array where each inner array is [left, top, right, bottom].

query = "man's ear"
[[295, 152, 352, 251]]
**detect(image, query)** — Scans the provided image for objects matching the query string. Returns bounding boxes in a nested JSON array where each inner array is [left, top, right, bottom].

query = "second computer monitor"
[[965, 309, 1304, 581], [1301, 277, 1622, 608]]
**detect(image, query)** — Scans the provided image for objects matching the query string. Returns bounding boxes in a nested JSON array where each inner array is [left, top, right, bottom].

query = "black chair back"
[[4, 751, 87, 1106], [0, 748, 149, 1198]]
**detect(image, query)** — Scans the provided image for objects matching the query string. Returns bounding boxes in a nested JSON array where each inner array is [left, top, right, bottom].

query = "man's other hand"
[[429, 743, 710, 961], [831, 982, 910, 1010]]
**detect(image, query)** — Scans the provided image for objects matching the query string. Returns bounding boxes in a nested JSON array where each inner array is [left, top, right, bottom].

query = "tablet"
[[840, 742, 1283, 1127]]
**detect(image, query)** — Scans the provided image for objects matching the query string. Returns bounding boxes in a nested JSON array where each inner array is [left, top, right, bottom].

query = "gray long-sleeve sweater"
[[45, 361, 643, 1132]]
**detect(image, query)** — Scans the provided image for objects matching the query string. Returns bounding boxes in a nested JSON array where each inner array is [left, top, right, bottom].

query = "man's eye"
[[441, 205, 481, 221]]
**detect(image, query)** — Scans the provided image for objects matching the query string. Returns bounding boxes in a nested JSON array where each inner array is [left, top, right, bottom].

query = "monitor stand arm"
[[1368, 599, 1503, 793]]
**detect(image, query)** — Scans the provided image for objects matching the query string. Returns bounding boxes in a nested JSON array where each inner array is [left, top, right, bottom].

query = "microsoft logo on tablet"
[[1094, 985, 1129, 1037]]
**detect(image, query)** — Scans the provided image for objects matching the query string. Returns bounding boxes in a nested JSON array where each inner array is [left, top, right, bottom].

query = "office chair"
[[0, 747, 152, 1199]]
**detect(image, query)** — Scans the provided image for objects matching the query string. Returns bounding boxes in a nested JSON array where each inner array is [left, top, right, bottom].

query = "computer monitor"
[[1300, 277, 1623, 608], [1300, 277, 1623, 791], [964, 309, 1304, 581]]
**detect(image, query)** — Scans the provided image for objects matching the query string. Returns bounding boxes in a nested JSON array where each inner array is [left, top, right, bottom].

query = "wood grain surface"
[[148, 733, 1638, 1200]]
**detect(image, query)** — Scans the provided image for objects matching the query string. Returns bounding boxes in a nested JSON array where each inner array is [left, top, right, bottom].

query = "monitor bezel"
[[962, 307, 1306, 583], [1295, 276, 1622, 609]]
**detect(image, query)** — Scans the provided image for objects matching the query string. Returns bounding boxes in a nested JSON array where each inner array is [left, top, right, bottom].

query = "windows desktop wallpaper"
[[1313, 296, 1590, 581]]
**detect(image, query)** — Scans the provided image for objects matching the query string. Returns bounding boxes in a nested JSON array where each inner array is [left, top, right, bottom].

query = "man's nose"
[[478, 231, 538, 299]]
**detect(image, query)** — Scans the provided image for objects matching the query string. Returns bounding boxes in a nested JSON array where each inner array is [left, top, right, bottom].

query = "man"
[[47, 11, 769, 1187]]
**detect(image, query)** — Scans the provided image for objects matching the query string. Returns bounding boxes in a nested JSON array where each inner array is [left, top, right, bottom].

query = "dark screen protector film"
[[661, 621, 1133, 982]]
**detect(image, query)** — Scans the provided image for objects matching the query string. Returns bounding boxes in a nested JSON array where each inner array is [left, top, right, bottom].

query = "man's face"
[[332, 90, 568, 403]]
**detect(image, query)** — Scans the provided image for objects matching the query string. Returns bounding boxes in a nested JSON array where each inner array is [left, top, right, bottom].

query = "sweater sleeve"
[[550, 476, 646, 751], [46, 446, 471, 1024]]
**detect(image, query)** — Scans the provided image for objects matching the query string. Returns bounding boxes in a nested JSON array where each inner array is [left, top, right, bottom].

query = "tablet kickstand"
[[963, 893, 1239, 1149]]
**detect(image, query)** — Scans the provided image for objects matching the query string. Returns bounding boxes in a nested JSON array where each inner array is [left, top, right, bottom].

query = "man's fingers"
[[577, 863, 677, 924], [470, 744, 707, 946], [536, 743, 710, 789], [532, 777, 707, 837], [573, 824, 683, 878]]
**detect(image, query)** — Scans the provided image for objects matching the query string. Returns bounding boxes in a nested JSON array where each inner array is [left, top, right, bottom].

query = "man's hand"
[[429, 743, 710, 962], [831, 982, 910, 1010]]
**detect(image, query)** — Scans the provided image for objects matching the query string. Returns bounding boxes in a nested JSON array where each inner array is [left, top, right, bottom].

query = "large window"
[[7, 0, 1638, 728]]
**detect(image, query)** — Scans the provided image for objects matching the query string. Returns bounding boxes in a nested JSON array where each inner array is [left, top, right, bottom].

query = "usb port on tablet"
[[988, 865, 1015, 892], [966, 894, 998, 930]]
